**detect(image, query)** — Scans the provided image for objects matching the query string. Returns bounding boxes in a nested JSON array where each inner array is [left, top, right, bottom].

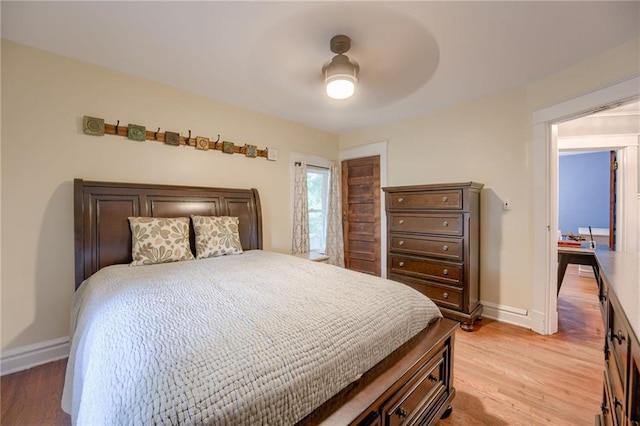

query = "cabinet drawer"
[[389, 234, 463, 261], [631, 354, 640, 426], [390, 255, 462, 286], [382, 349, 447, 426], [605, 362, 626, 425], [600, 376, 615, 426], [390, 274, 463, 311], [389, 213, 463, 236], [389, 190, 462, 210], [598, 281, 608, 328], [608, 302, 629, 389]]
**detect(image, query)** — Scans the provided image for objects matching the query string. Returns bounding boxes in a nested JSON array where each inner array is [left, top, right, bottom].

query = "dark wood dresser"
[[383, 182, 483, 331], [595, 250, 639, 425]]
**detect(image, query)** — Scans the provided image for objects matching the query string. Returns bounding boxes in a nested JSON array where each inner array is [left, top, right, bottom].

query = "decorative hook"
[[213, 134, 220, 149], [115, 120, 120, 134], [154, 127, 160, 140]]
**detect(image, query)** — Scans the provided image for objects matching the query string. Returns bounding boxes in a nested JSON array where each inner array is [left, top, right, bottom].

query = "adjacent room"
[[1, 2, 639, 425]]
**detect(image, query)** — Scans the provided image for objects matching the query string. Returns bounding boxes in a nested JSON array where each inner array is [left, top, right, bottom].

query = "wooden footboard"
[[300, 317, 458, 426]]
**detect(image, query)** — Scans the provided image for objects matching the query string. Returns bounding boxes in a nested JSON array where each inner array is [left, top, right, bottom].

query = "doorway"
[[558, 149, 615, 250], [531, 75, 640, 335]]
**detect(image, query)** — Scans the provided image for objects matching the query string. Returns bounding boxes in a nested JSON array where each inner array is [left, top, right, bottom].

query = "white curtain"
[[325, 165, 345, 267], [291, 163, 309, 254]]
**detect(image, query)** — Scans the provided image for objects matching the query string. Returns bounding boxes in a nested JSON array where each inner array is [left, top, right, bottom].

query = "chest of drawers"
[[383, 182, 483, 331], [595, 251, 639, 426]]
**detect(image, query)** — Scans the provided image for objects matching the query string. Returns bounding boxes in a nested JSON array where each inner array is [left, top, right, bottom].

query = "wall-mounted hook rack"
[[83, 116, 271, 159]]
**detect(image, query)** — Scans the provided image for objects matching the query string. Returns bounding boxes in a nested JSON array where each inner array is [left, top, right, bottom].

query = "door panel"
[[609, 150, 617, 249], [342, 156, 381, 276]]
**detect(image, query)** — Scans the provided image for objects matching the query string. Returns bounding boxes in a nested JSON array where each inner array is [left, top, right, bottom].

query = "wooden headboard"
[[74, 179, 263, 289]]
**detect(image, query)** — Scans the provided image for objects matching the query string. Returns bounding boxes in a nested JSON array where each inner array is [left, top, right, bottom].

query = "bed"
[[63, 178, 458, 425]]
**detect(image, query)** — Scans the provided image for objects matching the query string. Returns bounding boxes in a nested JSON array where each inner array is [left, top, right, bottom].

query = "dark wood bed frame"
[[73, 178, 457, 425]]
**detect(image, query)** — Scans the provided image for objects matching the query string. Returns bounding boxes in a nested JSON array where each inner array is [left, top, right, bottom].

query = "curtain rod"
[[294, 161, 330, 170]]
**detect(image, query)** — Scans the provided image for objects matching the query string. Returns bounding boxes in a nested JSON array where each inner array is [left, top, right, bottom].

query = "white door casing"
[[531, 74, 640, 335]]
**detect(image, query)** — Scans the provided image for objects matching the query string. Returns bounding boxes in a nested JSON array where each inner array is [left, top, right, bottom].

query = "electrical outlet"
[[503, 199, 511, 210]]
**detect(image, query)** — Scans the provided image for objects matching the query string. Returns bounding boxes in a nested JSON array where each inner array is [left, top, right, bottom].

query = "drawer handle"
[[428, 374, 438, 383], [399, 219, 405, 225], [443, 268, 449, 276], [601, 402, 609, 415], [442, 244, 449, 251], [442, 195, 448, 202], [614, 397, 623, 410], [443, 292, 449, 299], [442, 220, 449, 227], [611, 330, 626, 345], [399, 261, 405, 267], [398, 197, 404, 203], [395, 407, 408, 419], [399, 240, 405, 246]]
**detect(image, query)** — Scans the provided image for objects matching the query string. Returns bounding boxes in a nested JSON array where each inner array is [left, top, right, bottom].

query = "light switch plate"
[[267, 148, 278, 161]]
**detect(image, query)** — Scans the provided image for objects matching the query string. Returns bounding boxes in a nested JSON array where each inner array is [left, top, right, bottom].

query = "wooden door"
[[609, 150, 617, 249], [341, 156, 381, 276]]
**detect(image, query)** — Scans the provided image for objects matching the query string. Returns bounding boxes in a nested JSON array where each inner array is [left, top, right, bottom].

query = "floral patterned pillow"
[[191, 216, 243, 259], [128, 217, 194, 266]]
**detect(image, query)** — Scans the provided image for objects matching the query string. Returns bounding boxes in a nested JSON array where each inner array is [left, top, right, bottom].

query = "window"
[[306, 166, 330, 253]]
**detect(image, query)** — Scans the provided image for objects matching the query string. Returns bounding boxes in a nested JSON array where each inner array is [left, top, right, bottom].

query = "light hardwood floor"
[[1, 265, 602, 425], [437, 264, 603, 425]]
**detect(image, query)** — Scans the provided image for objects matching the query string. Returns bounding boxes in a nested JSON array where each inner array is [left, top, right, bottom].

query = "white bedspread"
[[62, 250, 441, 425]]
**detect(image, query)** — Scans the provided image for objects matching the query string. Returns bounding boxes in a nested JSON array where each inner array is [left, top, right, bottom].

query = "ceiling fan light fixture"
[[322, 35, 359, 100], [326, 77, 355, 100]]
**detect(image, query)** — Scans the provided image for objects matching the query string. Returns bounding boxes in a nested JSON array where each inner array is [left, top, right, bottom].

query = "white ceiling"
[[2, 1, 639, 134]]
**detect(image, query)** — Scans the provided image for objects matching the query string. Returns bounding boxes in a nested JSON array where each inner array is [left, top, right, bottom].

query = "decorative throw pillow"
[[191, 216, 243, 259], [128, 217, 194, 266]]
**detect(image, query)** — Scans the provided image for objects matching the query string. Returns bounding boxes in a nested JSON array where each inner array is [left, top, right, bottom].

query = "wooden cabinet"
[[383, 182, 483, 331], [595, 251, 639, 426]]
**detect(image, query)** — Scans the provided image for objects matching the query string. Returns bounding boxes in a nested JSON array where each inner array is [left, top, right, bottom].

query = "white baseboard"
[[529, 309, 546, 334], [578, 265, 596, 277], [481, 301, 531, 329], [529, 308, 559, 335], [1, 336, 69, 376]]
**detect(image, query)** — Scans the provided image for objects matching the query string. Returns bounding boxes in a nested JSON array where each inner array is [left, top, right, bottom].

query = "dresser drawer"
[[601, 374, 615, 426], [605, 360, 626, 426], [390, 255, 462, 286], [608, 302, 629, 389], [389, 234, 463, 261], [390, 274, 463, 311], [388, 190, 462, 210], [389, 213, 463, 236], [630, 354, 640, 426], [598, 280, 608, 328], [382, 349, 447, 426]]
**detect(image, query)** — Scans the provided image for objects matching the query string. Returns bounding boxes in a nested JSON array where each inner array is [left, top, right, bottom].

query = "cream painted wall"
[[525, 38, 639, 112], [340, 90, 531, 309], [340, 37, 640, 318], [0, 40, 339, 352]]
